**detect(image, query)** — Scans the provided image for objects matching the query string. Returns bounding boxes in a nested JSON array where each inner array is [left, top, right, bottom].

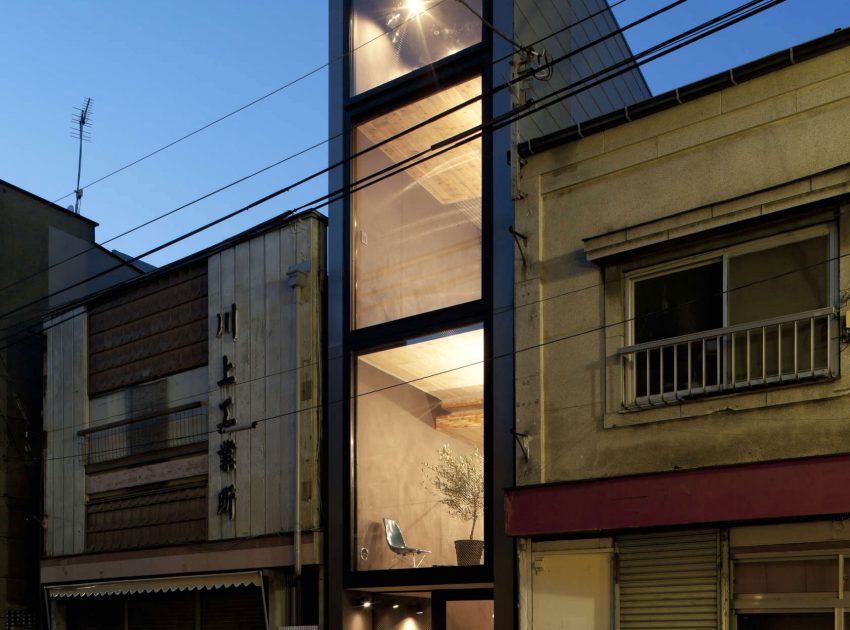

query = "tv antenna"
[[71, 97, 93, 214]]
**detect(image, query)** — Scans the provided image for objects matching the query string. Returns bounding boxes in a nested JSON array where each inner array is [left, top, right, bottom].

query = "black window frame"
[[339, 0, 496, 591]]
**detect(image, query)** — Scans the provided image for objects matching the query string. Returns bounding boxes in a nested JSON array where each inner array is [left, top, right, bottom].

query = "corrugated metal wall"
[[43, 307, 87, 557], [88, 261, 208, 396], [617, 529, 721, 630]]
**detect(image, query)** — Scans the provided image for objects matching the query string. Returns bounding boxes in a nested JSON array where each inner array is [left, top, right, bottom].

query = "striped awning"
[[47, 571, 262, 598]]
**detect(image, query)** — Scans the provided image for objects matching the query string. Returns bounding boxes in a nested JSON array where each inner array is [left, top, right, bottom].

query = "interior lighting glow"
[[406, 0, 426, 18]]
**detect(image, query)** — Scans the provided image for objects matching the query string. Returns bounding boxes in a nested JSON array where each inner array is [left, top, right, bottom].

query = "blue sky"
[[1, 1, 848, 267]]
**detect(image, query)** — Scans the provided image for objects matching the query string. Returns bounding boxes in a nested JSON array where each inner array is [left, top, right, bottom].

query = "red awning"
[[505, 454, 850, 537]]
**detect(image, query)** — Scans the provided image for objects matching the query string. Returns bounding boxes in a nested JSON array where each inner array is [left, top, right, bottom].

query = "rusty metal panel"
[[89, 262, 208, 395], [86, 480, 207, 552]]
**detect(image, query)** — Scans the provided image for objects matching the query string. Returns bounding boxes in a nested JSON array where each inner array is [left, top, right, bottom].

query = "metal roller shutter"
[[201, 585, 265, 630], [128, 592, 196, 630], [617, 529, 720, 630]]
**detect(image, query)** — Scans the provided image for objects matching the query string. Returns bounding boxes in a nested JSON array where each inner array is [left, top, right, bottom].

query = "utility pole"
[[71, 97, 93, 214]]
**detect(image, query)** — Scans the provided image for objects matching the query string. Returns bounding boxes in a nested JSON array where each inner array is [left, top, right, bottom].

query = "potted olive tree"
[[422, 445, 485, 566]]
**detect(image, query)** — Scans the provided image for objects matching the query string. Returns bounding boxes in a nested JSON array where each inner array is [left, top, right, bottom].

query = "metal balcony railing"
[[618, 307, 837, 409], [79, 403, 207, 465]]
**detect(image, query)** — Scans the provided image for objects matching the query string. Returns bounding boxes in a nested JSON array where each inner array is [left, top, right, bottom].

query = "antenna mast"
[[71, 97, 93, 215]]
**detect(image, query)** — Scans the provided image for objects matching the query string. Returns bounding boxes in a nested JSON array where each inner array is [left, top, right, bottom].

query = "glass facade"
[[350, 0, 482, 95], [352, 77, 482, 329], [354, 326, 484, 571]]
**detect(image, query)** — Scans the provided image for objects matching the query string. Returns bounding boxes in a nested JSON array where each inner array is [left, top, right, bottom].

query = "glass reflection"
[[355, 326, 485, 571], [352, 77, 482, 329], [351, 0, 483, 94]]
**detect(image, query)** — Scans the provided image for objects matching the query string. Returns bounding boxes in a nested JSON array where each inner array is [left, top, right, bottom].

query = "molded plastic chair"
[[382, 518, 431, 568]]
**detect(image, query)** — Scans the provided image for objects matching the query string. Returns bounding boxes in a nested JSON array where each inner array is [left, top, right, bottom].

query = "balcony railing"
[[79, 403, 208, 465], [618, 307, 837, 409]]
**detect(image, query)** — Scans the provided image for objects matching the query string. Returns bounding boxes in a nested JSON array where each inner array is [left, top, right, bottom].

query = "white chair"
[[382, 518, 431, 568]]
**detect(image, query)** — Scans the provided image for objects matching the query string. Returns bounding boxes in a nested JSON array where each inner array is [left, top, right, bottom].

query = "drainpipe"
[[287, 260, 311, 579]]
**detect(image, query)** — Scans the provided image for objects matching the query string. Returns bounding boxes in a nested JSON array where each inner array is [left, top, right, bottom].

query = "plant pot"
[[454, 539, 484, 566]]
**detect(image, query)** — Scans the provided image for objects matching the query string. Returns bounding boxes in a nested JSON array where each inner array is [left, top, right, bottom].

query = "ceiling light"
[[392, 603, 400, 609], [358, 598, 372, 609], [406, 0, 426, 18]]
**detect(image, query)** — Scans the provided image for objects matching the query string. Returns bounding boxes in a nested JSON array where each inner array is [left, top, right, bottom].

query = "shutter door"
[[66, 596, 124, 630], [617, 529, 720, 630], [128, 592, 196, 630], [201, 585, 265, 630]]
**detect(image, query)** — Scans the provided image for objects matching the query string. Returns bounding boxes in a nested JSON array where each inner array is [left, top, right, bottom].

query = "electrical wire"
[[4, 0, 796, 450], [0, 0, 654, 308], [48, 0, 454, 205], [40, 209, 850, 447], [31, 0, 814, 460], [0, 0, 698, 343]]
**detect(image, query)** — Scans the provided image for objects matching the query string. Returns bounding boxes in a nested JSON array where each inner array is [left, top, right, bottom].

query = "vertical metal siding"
[[617, 529, 720, 630]]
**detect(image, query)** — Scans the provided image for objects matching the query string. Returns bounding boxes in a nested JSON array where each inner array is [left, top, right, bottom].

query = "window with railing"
[[79, 403, 208, 465], [619, 228, 837, 408]]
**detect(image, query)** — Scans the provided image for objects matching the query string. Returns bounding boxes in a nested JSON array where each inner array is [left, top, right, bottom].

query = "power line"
[[48, 0, 454, 205], [41, 213, 848, 444], [31, 0, 811, 450], [0, 0, 697, 342], [4, 0, 784, 386], [0, 134, 336, 300], [0, 0, 648, 307]]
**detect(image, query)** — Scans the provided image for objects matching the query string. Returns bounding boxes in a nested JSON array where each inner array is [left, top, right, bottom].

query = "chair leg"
[[413, 554, 425, 569]]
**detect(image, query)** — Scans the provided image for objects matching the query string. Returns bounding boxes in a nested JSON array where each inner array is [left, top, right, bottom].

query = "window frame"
[[624, 224, 837, 348], [619, 223, 838, 409], [340, 64, 495, 589], [349, 75, 485, 330]]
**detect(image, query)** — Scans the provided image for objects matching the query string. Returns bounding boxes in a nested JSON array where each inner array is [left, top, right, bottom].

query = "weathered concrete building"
[[39, 211, 325, 629], [0, 181, 142, 628], [507, 28, 850, 629]]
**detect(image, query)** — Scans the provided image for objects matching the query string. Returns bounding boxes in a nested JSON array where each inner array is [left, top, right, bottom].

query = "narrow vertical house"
[[40, 211, 325, 630], [326, 1, 646, 628], [507, 30, 850, 630]]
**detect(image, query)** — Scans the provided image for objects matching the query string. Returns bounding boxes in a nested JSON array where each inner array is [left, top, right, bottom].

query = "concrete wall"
[[515, 44, 850, 485], [0, 184, 139, 613], [355, 363, 483, 570]]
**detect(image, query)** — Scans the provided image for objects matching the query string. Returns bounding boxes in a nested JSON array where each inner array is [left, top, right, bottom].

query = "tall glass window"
[[352, 77, 482, 329], [351, 0, 483, 95], [354, 325, 485, 571]]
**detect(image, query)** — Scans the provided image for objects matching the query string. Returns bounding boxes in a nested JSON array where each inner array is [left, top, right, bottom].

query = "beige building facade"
[[507, 29, 850, 630]]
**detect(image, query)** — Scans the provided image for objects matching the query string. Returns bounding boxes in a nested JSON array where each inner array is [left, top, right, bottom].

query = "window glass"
[[446, 600, 493, 630], [728, 235, 829, 325], [355, 326, 484, 571], [352, 78, 482, 328], [351, 0, 482, 95], [633, 262, 723, 344]]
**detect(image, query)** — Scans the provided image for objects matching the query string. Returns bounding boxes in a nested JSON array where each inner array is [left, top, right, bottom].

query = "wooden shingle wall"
[[44, 307, 87, 556], [207, 215, 324, 540], [88, 262, 208, 396]]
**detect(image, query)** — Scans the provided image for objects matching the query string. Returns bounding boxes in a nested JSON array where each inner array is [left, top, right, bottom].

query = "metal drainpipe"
[[287, 260, 311, 580]]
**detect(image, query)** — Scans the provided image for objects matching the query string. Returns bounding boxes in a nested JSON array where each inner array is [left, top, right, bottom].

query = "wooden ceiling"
[[357, 78, 482, 206], [359, 327, 483, 404]]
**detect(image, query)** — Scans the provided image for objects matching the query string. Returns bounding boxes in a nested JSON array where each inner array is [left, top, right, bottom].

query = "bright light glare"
[[406, 0, 426, 18]]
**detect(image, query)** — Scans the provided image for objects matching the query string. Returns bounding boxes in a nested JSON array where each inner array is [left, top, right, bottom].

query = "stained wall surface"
[[207, 215, 325, 540], [515, 44, 850, 485]]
